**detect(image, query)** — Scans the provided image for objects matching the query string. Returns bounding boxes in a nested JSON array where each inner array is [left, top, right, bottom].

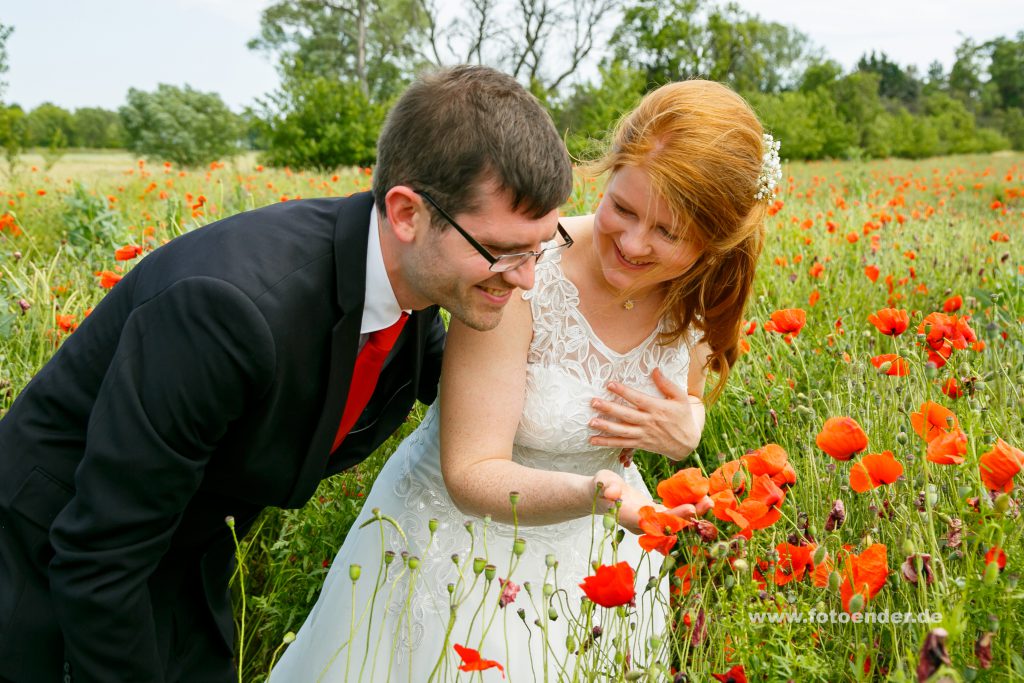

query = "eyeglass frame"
[[415, 190, 573, 272]]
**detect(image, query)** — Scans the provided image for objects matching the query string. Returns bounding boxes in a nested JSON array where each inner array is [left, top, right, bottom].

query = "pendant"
[[623, 299, 635, 310]]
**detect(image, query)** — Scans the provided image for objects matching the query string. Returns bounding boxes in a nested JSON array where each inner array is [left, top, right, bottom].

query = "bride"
[[269, 80, 775, 682]]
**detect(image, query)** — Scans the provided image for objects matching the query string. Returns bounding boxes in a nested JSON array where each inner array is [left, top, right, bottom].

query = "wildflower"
[[773, 542, 817, 586], [849, 451, 903, 493], [901, 553, 934, 585], [711, 664, 747, 683], [917, 629, 951, 682], [918, 312, 976, 351], [709, 459, 746, 495], [864, 265, 880, 283], [869, 354, 909, 376], [96, 270, 123, 289], [867, 308, 909, 336], [942, 295, 962, 312], [637, 506, 689, 555], [839, 544, 888, 613], [824, 499, 846, 531], [55, 313, 77, 332], [979, 439, 1023, 492], [926, 428, 968, 465], [941, 378, 963, 398], [453, 644, 505, 678], [764, 308, 806, 339], [910, 401, 958, 443], [816, 417, 869, 460], [115, 244, 144, 261], [984, 546, 1007, 570], [498, 578, 520, 608], [741, 443, 796, 488], [579, 561, 635, 607], [657, 468, 710, 507]]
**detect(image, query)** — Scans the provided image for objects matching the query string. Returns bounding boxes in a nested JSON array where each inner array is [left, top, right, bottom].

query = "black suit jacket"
[[0, 192, 445, 682]]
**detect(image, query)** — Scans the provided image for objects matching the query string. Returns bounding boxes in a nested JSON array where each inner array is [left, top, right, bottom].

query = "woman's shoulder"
[[559, 214, 594, 243]]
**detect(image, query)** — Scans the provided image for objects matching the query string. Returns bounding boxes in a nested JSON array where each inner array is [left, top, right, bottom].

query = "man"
[[0, 65, 572, 682]]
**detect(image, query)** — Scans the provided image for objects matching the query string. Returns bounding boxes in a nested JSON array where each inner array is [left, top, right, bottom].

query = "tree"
[[0, 23, 12, 99], [73, 107, 124, 148], [610, 0, 816, 95], [25, 102, 76, 147], [856, 51, 922, 110], [0, 104, 27, 175], [553, 60, 647, 159], [948, 37, 983, 106], [986, 32, 1024, 111], [249, 0, 428, 102], [119, 84, 241, 167], [253, 73, 384, 169]]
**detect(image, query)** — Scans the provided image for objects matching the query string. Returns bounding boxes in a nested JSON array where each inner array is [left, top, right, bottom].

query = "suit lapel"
[[287, 192, 374, 507]]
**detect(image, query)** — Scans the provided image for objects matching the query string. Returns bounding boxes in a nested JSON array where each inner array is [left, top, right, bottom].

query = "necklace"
[[623, 299, 637, 310]]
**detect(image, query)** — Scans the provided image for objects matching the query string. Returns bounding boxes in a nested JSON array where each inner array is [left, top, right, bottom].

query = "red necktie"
[[332, 312, 410, 452]]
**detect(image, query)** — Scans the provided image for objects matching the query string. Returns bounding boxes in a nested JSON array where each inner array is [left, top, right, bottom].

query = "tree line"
[[1, 2, 1022, 169]]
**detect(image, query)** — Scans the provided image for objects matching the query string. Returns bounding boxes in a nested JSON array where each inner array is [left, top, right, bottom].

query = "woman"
[[269, 79, 777, 682]]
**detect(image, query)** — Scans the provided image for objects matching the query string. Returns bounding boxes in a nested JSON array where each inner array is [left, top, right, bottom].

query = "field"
[[1, 150, 1023, 682]]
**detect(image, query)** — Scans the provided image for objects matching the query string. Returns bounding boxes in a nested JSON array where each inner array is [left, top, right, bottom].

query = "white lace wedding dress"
[[269, 252, 695, 682]]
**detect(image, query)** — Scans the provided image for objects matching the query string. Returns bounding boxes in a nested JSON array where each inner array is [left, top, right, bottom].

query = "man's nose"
[[501, 257, 536, 291]]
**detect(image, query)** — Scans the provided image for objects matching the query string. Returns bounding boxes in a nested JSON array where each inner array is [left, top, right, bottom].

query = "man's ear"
[[383, 186, 422, 244]]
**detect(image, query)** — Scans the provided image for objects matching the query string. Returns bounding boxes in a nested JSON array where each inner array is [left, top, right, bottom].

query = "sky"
[[2, 0, 1022, 113]]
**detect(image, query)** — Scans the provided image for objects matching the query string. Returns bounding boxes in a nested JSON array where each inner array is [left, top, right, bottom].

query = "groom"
[[0, 65, 572, 683]]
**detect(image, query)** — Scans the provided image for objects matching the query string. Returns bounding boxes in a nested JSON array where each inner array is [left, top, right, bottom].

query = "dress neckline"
[[546, 251, 663, 359]]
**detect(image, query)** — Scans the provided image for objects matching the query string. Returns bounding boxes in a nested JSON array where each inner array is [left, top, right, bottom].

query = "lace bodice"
[[515, 249, 695, 474]]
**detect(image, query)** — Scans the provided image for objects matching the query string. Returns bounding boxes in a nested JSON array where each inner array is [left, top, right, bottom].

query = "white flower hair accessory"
[[755, 133, 782, 201]]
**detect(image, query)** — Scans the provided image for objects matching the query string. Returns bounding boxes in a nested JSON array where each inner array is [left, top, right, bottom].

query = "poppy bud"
[[877, 361, 892, 374], [509, 491, 520, 506], [625, 671, 644, 681], [543, 581, 555, 597], [282, 631, 295, 644], [847, 592, 865, 613], [428, 518, 438, 534], [448, 583, 455, 594], [384, 550, 396, 565], [484, 564, 496, 581], [349, 564, 361, 581], [513, 537, 526, 556], [650, 635, 662, 650], [710, 541, 730, 560], [473, 557, 486, 574], [409, 556, 421, 570], [565, 635, 577, 651], [731, 469, 746, 490], [732, 559, 749, 573], [812, 545, 828, 565], [902, 538, 916, 556], [983, 562, 1000, 585], [548, 607, 558, 621], [724, 575, 736, 589], [603, 512, 616, 531], [224, 516, 235, 529], [517, 608, 526, 621], [896, 431, 908, 445], [828, 570, 842, 591]]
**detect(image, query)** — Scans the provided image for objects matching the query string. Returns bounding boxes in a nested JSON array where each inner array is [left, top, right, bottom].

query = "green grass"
[[1, 151, 1022, 682]]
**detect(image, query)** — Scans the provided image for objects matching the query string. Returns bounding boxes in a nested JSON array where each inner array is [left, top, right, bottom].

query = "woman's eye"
[[657, 225, 680, 241], [613, 201, 633, 217]]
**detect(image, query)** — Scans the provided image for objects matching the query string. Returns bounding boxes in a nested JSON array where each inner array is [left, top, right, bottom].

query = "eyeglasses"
[[416, 191, 573, 273]]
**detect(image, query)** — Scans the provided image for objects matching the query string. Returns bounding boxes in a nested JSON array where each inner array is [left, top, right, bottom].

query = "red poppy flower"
[[657, 468, 710, 507], [867, 308, 909, 336], [870, 354, 909, 376], [918, 312, 977, 351], [114, 244, 144, 261], [926, 428, 968, 465], [979, 439, 1023, 492], [579, 561, 635, 607], [764, 309, 807, 339], [638, 506, 690, 555], [96, 270, 123, 289], [985, 547, 1007, 569], [839, 543, 889, 613], [741, 443, 796, 488], [453, 644, 505, 678], [670, 563, 694, 597], [709, 459, 746, 495], [816, 417, 869, 460], [910, 401, 958, 443], [864, 265, 880, 283], [808, 289, 820, 307], [849, 451, 904, 493], [774, 542, 817, 586], [941, 378, 963, 398], [942, 295, 963, 312], [712, 665, 748, 683], [55, 313, 78, 332]]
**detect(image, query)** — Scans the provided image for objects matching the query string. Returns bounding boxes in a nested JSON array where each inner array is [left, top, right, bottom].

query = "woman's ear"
[[383, 186, 422, 244]]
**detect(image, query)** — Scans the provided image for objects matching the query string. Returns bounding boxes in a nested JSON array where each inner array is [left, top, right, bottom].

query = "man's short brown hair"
[[373, 65, 572, 224]]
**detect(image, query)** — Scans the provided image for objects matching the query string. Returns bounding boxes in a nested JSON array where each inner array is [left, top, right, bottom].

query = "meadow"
[[1, 150, 1022, 682]]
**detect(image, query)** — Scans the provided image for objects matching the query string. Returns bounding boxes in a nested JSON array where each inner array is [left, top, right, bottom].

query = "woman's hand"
[[591, 469, 711, 534], [589, 368, 704, 461]]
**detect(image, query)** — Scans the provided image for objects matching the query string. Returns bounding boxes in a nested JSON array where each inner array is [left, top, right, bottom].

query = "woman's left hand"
[[589, 368, 704, 461]]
